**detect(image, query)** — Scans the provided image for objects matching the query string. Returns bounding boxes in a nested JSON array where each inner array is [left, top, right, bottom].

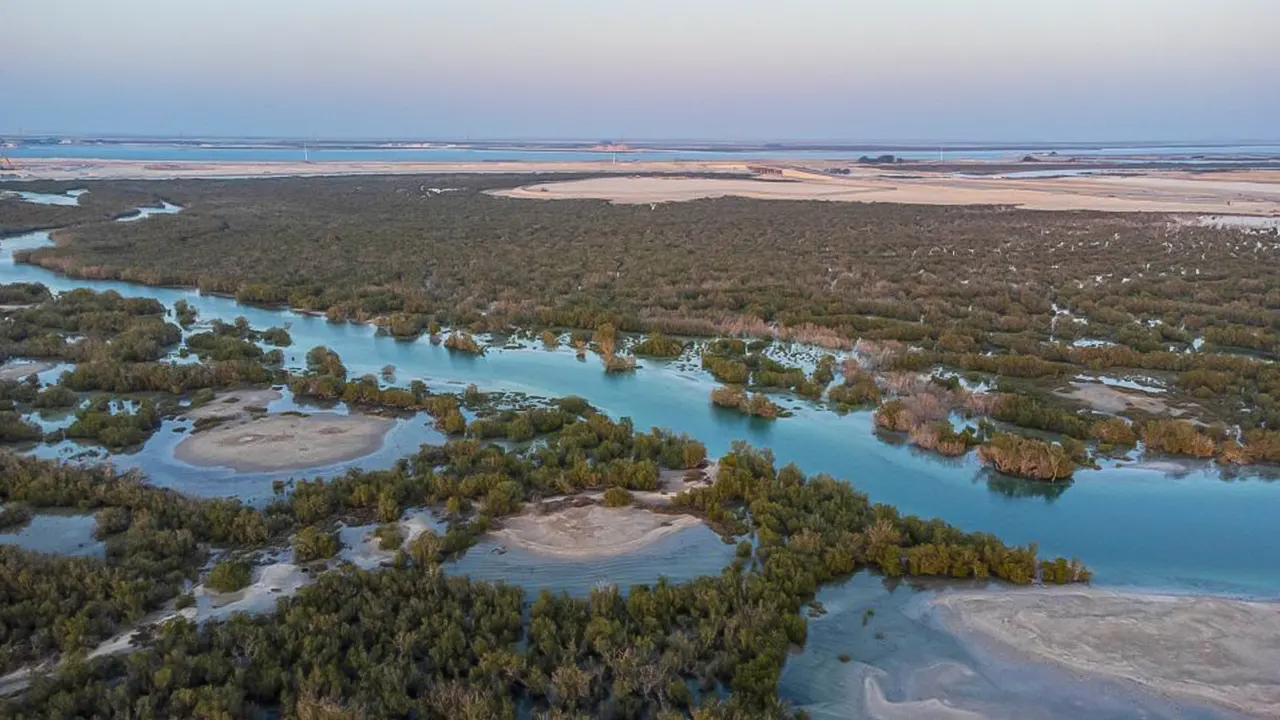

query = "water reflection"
[[981, 472, 1072, 503]]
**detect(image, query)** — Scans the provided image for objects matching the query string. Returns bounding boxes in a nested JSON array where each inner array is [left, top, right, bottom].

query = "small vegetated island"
[[5, 173, 1276, 472], [2, 173, 1279, 715], [0, 279, 1094, 715]]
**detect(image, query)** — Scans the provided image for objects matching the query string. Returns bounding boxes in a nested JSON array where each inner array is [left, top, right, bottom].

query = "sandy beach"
[[493, 503, 703, 559], [931, 588, 1280, 717], [175, 412, 393, 472], [492, 169, 1280, 215]]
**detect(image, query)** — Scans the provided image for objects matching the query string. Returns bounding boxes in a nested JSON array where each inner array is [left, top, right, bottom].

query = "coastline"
[[928, 587, 1280, 717]]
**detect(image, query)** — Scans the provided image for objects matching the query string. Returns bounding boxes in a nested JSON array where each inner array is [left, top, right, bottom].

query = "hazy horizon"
[[4, 0, 1278, 142]]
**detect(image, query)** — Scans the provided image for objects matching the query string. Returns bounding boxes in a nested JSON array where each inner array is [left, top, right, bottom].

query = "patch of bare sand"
[[932, 589, 1280, 717], [181, 387, 282, 420], [631, 463, 717, 505], [175, 413, 392, 472], [0, 361, 53, 382], [492, 170, 1280, 215], [1057, 381, 1180, 416], [494, 503, 702, 559], [863, 674, 985, 720]]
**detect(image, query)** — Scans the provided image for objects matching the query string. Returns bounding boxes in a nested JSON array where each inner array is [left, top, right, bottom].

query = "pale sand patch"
[[630, 463, 716, 506], [199, 559, 312, 618], [493, 503, 702, 559], [0, 361, 53, 382], [1057, 381, 1179, 416], [863, 674, 985, 720], [181, 387, 282, 420], [932, 589, 1280, 717], [175, 413, 392, 472], [492, 170, 1280, 215]]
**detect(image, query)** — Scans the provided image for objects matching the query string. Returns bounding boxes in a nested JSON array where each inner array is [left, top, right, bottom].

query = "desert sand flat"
[[175, 413, 392, 472], [931, 589, 1280, 717], [7, 157, 746, 181], [492, 170, 1280, 215], [13, 157, 1280, 214], [493, 503, 702, 559]]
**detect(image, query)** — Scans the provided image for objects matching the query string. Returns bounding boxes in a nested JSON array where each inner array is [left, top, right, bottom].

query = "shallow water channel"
[[1, 196, 1276, 716]]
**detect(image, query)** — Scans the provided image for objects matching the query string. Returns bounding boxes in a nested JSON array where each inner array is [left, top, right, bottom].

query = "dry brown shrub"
[[964, 392, 1006, 415], [901, 390, 951, 424], [855, 339, 906, 370], [908, 424, 968, 456]]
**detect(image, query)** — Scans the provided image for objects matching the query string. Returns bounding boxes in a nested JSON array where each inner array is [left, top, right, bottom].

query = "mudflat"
[[931, 589, 1280, 717]]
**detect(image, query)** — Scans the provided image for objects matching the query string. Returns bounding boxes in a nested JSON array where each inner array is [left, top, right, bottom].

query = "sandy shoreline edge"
[[929, 587, 1280, 717]]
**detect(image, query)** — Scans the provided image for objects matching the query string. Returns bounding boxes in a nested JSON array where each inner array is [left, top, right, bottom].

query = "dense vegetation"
[[0, 287, 180, 365], [0, 184, 159, 235], [1, 394, 1087, 713], [13, 175, 1279, 431]]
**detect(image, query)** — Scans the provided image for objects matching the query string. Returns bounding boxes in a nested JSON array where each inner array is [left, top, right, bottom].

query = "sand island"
[[174, 389, 393, 472]]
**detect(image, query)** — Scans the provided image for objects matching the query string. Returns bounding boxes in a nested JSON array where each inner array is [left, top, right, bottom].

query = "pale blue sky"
[[3, 0, 1277, 140]]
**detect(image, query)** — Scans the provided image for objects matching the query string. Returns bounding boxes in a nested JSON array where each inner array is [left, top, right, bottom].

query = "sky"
[[3, 0, 1279, 142]]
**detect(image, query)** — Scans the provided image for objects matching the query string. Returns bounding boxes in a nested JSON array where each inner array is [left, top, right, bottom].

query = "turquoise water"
[[1, 215, 1278, 598]]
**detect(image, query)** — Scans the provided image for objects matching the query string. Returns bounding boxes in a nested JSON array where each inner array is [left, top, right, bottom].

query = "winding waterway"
[[1, 204, 1278, 598], [3, 194, 1276, 717]]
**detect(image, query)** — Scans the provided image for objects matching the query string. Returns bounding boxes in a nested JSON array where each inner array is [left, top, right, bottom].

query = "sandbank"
[[491, 169, 1280, 215], [0, 361, 53, 382], [493, 503, 703, 559], [175, 412, 393, 472], [931, 588, 1280, 717]]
